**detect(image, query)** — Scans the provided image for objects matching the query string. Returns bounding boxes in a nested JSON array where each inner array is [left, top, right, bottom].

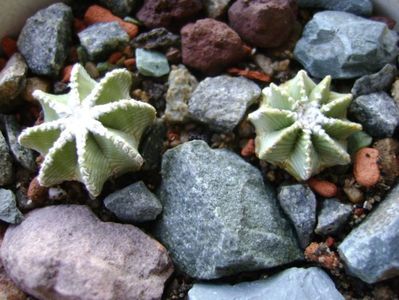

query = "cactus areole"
[[248, 70, 362, 181]]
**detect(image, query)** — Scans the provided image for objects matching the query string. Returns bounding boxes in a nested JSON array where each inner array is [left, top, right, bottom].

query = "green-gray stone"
[[0, 189, 23, 224], [0, 132, 13, 186], [135, 48, 170, 77]]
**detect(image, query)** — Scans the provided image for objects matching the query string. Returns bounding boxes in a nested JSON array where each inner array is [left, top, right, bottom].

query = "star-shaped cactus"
[[19, 64, 156, 196], [248, 70, 362, 181]]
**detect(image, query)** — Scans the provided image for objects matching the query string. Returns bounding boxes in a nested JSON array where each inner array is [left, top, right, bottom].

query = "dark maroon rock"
[[181, 18, 246, 74], [136, 0, 203, 31], [228, 0, 297, 48]]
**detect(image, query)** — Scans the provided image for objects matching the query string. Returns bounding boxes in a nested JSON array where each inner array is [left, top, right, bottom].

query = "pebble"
[[203, 0, 231, 19], [188, 75, 260, 132], [1, 205, 173, 299], [139, 119, 167, 170], [165, 64, 198, 123], [27, 177, 49, 205], [181, 18, 246, 74], [373, 138, 399, 184], [0, 189, 23, 224], [308, 178, 338, 198], [0, 132, 13, 186], [343, 185, 364, 204], [277, 184, 316, 249], [188, 267, 344, 300], [305, 242, 341, 270], [297, 0, 373, 16], [351, 64, 397, 97], [78, 22, 129, 61], [228, 0, 297, 48], [294, 11, 399, 78], [17, 3, 73, 76], [135, 48, 170, 77], [22, 77, 50, 104], [104, 181, 162, 223], [254, 54, 274, 75], [132, 27, 180, 50], [98, 0, 137, 16], [241, 138, 255, 157], [338, 183, 399, 283], [154, 140, 302, 279], [392, 79, 399, 105], [353, 148, 380, 188], [315, 198, 352, 235], [350, 92, 399, 138]]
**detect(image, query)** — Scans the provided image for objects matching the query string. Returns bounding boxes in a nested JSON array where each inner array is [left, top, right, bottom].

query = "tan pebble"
[[343, 186, 364, 203], [241, 138, 255, 157], [373, 138, 399, 184], [307, 178, 337, 198], [22, 77, 50, 103], [391, 78, 399, 104], [354, 148, 380, 187]]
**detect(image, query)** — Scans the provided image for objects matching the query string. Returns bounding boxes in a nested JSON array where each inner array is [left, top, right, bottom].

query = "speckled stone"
[[98, 0, 138, 16], [315, 198, 352, 235], [132, 28, 180, 50], [135, 48, 170, 77], [297, 0, 373, 16], [0, 131, 14, 187], [0, 189, 23, 224]]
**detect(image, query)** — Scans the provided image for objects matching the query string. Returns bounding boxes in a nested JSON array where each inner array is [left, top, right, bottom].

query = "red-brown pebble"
[[27, 177, 48, 204], [107, 52, 123, 64], [1, 37, 17, 58], [304, 242, 340, 270], [123, 58, 136, 69], [354, 148, 380, 188], [241, 139, 255, 157], [61, 65, 73, 83], [227, 68, 272, 83], [307, 178, 338, 198]]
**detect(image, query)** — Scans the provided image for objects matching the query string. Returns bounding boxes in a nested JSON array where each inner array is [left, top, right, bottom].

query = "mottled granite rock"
[[98, 0, 138, 16], [0, 132, 13, 186], [0, 189, 23, 224], [297, 0, 373, 16], [132, 28, 180, 50], [315, 198, 352, 235]]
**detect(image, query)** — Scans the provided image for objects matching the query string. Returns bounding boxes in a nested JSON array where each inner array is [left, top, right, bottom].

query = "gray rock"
[[277, 184, 316, 249], [0, 132, 13, 186], [188, 76, 261, 132], [78, 22, 129, 61], [3, 115, 36, 172], [104, 181, 162, 222], [17, 3, 73, 76], [165, 64, 198, 123], [349, 92, 399, 138], [188, 267, 344, 300], [338, 183, 399, 283], [203, 0, 231, 18], [132, 28, 180, 50], [294, 11, 399, 79], [1, 205, 173, 300], [154, 140, 301, 279], [352, 64, 397, 97], [0, 53, 27, 113], [98, 0, 137, 16], [139, 119, 167, 170], [315, 199, 352, 236], [297, 0, 373, 16], [0, 189, 23, 224], [136, 48, 170, 77]]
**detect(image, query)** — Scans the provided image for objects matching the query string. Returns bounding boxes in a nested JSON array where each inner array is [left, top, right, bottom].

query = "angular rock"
[[17, 3, 73, 76], [297, 0, 373, 16], [165, 64, 198, 123], [315, 198, 352, 235], [154, 140, 301, 279], [0, 132, 13, 186], [373, 138, 399, 185], [352, 64, 397, 97], [140, 119, 167, 170], [135, 48, 170, 77], [203, 0, 231, 18], [188, 267, 344, 300], [0, 53, 27, 113], [132, 28, 180, 50], [277, 184, 316, 249], [349, 92, 399, 138], [78, 22, 129, 61], [98, 0, 137, 16], [0, 189, 23, 224], [338, 183, 399, 283], [1, 205, 173, 300], [181, 18, 246, 74], [104, 181, 162, 222], [294, 11, 399, 79], [188, 75, 260, 132]]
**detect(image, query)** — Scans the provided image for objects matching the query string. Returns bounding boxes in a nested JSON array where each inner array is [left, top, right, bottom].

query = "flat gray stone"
[[188, 76, 261, 132], [338, 183, 399, 283], [0, 189, 23, 224], [297, 0, 373, 16], [188, 267, 344, 300], [277, 184, 316, 249], [294, 11, 399, 79], [98, 0, 137, 16], [154, 140, 301, 279], [203, 0, 231, 18], [315, 198, 352, 236], [17, 3, 73, 76], [136, 48, 170, 77], [104, 181, 162, 223], [349, 92, 399, 138], [0, 132, 13, 186], [78, 22, 129, 61], [1, 205, 173, 300]]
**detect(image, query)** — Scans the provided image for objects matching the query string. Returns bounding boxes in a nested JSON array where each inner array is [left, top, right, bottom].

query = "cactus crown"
[[248, 70, 362, 181], [19, 64, 156, 197]]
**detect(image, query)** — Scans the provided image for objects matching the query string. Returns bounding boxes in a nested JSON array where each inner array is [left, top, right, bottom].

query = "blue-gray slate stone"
[[154, 140, 302, 279], [315, 198, 352, 236], [277, 184, 316, 249], [338, 183, 399, 283], [104, 181, 162, 223], [349, 92, 399, 138], [0, 189, 23, 224], [135, 48, 170, 77], [98, 0, 137, 16], [0, 132, 13, 186], [294, 11, 399, 79], [17, 3, 73, 76], [352, 64, 397, 97], [297, 0, 373, 16], [188, 75, 261, 132], [188, 267, 344, 300]]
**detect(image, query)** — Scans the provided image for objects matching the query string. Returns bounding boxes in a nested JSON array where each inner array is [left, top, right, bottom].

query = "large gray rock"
[[0, 132, 13, 186], [277, 184, 317, 249], [17, 3, 73, 76], [0, 189, 23, 224], [188, 76, 261, 132], [188, 267, 344, 300], [1, 205, 173, 300], [297, 0, 373, 16], [315, 198, 352, 236], [349, 92, 399, 138], [294, 11, 399, 79], [338, 184, 399, 283], [154, 140, 301, 279]]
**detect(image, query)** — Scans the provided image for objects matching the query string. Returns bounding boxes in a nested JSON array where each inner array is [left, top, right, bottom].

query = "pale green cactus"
[[19, 64, 156, 196], [248, 70, 362, 181]]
